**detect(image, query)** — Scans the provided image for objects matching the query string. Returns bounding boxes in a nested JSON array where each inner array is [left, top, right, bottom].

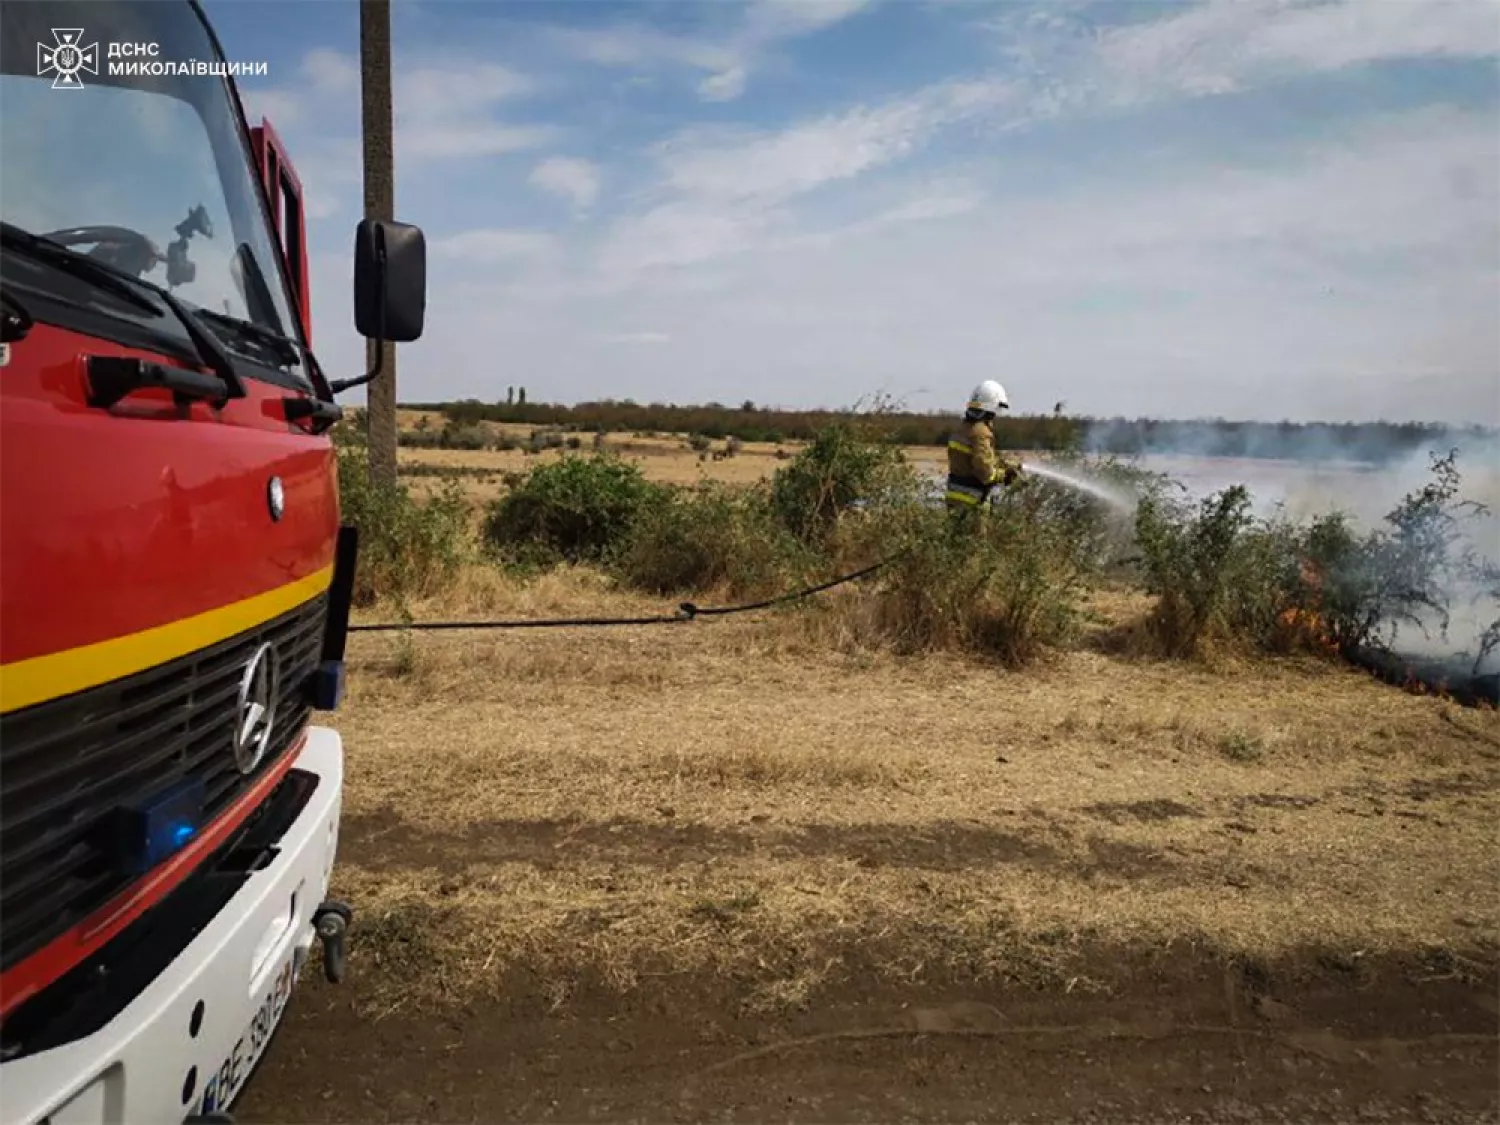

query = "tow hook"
[[312, 899, 352, 984]]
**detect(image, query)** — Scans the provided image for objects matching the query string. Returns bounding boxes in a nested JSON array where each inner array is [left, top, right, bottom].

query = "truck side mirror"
[[353, 219, 425, 342]]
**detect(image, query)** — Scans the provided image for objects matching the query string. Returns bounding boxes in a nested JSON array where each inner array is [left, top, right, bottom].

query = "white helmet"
[[967, 380, 1009, 414]]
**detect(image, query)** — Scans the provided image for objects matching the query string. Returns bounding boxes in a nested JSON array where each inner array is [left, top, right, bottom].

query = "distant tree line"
[[400, 398, 1493, 464], [409, 398, 1083, 450]]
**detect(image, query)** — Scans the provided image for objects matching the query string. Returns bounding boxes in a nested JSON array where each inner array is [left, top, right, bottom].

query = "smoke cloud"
[[1130, 431, 1500, 678]]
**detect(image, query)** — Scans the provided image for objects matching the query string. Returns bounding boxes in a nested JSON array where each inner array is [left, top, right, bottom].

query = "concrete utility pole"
[[360, 0, 398, 487]]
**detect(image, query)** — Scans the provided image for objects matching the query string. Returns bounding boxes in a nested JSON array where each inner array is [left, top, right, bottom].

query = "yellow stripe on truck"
[[0, 565, 334, 715]]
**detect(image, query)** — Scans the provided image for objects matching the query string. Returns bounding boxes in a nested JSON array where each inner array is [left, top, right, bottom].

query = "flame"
[[1278, 605, 1337, 654], [1398, 666, 1454, 702], [1277, 555, 1338, 655]]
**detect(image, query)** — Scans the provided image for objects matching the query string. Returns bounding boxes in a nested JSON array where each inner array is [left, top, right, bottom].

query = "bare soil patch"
[[243, 945, 1498, 1123]]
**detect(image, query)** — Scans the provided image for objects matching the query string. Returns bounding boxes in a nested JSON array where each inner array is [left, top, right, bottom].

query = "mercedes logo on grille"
[[234, 642, 281, 775]]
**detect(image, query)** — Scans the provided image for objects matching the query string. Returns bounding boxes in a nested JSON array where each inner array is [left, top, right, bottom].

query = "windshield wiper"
[[1, 223, 163, 317], [194, 307, 303, 368], [0, 221, 245, 401]]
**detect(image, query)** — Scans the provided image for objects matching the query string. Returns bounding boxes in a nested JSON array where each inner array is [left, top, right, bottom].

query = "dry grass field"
[[244, 572, 1499, 1122], [241, 434, 1499, 1123], [394, 411, 949, 502]]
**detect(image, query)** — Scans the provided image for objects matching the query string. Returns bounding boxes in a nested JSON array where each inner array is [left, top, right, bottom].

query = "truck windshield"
[[0, 1, 306, 381]]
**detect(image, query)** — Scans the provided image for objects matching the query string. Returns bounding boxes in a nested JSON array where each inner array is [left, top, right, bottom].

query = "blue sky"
[[216, 0, 1499, 423]]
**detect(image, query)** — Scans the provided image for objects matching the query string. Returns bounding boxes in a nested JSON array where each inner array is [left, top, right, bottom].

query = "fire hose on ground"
[[344, 548, 1497, 708], [347, 552, 907, 634]]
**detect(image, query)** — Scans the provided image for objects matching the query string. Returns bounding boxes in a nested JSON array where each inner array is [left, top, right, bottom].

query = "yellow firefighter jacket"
[[945, 418, 1018, 509]]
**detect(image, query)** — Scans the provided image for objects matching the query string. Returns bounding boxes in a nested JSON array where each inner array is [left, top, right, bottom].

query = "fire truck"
[[0, 2, 425, 1120]]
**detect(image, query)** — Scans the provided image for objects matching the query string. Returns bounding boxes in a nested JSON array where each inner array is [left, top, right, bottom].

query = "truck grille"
[[0, 594, 327, 973]]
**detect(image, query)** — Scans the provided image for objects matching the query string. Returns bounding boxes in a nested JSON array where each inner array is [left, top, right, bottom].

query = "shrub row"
[[474, 424, 1124, 662], [335, 414, 1498, 670]]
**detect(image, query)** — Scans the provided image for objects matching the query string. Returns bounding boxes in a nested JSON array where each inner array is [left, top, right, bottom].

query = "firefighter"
[[945, 380, 1022, 515]]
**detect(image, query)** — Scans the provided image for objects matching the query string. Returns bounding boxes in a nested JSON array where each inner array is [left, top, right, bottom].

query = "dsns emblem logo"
[[37, 29, 99, 90], [234, 643, 281, 774]]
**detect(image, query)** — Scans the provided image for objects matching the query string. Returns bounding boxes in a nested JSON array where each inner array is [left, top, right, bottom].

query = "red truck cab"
[[0, 2, 424, 1120]]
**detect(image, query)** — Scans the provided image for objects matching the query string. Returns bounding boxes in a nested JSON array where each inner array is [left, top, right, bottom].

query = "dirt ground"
[[246, 946, 1498, 1123], [233, 575, 1500, 1123]]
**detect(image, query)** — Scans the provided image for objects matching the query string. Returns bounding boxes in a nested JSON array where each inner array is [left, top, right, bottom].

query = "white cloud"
[[783, 183, 985, 248], [268, 1, 1497, 427], [587, 79, 1004, 277], [659, 99, 936, 204], [551, 0, 873, 101], [992, 0, 1500, 113], [1146, 0, 1500, 77], [239, 47, 359, 129], [604, 331, 671, 345], [382, 105, 1497, 425], [742, 0, 874, 41], [657, 80, 1008, 213], [431, 229, 558, 264], [400, 63, 533, 120], [596, 202, 769, 275], [240, 49, 552, 185], [241, 87, 305, 129], [404, 123, 559, 160], [697, 66, 749, 102], [300, 47, 362, 98], [549, 24, 736, 72], [234, 47, 557, 224], [529, 157, 601, 210]]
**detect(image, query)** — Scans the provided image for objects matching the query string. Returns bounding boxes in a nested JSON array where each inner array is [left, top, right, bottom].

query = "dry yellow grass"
[[393, 425, 952, 501], [331, 566, 1500, 1017]]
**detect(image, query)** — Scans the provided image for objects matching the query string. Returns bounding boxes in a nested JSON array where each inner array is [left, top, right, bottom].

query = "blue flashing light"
[[106, 776, 207, 875]]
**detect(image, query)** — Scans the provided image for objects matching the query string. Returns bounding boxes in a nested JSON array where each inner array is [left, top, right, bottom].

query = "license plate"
[[197, 952, 297, 1115]]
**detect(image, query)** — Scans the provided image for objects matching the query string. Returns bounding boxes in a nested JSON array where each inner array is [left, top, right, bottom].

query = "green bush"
[[770, 422, 914, 545], [1132, 483, 1319, 658], [335, 446, 470, 606], [615, 482, 808, 598], [442, 423, 491, 450], [1134, 485, 1262, 657], [398, 429, 444, 449], [483, 453, 669, 565], [840, 499, 1095, 664]]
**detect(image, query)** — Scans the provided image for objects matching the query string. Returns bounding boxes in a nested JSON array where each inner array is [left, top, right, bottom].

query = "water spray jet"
[[1018, 461, 1136, 516]]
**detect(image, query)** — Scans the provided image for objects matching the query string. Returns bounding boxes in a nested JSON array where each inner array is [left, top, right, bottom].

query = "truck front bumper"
[[2, 725, 344, 1125]]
